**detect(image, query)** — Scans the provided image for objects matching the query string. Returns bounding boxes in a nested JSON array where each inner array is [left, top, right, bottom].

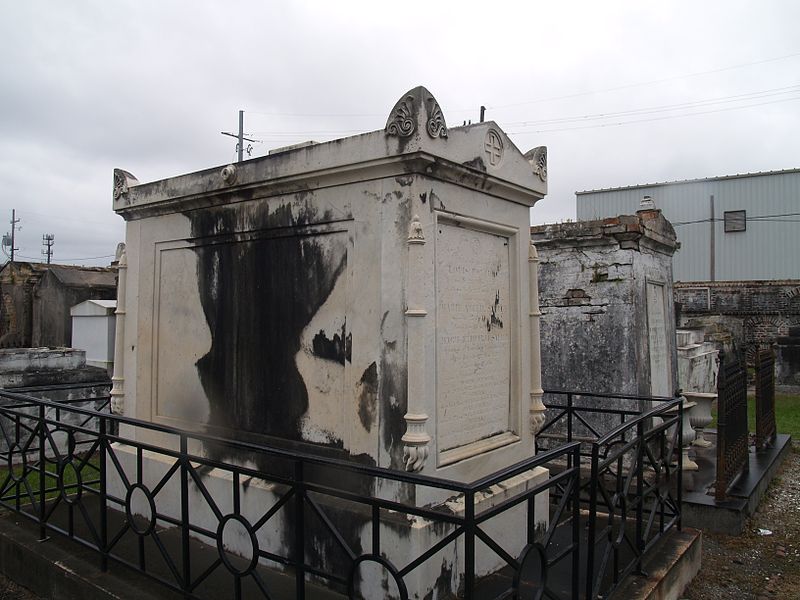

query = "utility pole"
[[42, 234, 54, 264], [5, 210, 20, 262], [221, 110, 258, 163]]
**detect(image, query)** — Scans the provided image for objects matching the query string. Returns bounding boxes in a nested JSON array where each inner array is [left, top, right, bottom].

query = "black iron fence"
[[755, 348, 777, 450], [714, 352, 749, 502], [538, 391, 683, 599], [0, 389, 584, 600], [0, 387, 683, 599]]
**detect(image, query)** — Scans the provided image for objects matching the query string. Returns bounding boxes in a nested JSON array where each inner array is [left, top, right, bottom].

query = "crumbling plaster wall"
[[32, 272, 116, 348], [533, 210, 679, 402]]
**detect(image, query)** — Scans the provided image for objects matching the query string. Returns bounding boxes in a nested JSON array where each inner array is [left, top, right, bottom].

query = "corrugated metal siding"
[[576, 172, 800, 282]]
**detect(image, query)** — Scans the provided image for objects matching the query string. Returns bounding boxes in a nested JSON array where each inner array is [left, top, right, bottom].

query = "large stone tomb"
[[532, 204, 680, 439], [109, 86, 549, 597]]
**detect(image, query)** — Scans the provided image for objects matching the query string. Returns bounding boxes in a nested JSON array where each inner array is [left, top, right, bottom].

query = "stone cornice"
[[115, 151, 544, 221]]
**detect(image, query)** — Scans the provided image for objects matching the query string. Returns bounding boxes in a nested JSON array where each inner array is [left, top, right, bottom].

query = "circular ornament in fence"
[[512, 543, 548, 600], [8, 444, 26, 483], [347, 555, 408, 600], [217, 514, 259, 577], [125, 483, 157, 536], [58, 460, 83, 505]]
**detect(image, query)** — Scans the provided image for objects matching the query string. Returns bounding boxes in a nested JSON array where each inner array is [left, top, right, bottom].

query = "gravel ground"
[[0, 576, 39, 600], [684, 442, 800, 599]]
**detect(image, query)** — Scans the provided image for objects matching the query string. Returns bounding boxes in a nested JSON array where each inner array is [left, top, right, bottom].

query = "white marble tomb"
[[111, 85, 548, 484], [108, 86, 551, 598]]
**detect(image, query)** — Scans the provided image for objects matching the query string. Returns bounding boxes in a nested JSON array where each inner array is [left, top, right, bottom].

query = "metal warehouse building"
[[575, 168, 800, 282]]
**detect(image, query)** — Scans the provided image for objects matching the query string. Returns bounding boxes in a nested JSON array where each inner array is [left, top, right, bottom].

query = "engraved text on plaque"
[[436, 222, 512, 454]]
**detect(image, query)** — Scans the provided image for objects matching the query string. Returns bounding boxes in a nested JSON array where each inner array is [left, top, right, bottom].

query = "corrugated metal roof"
[[576, 167, 800, 195]]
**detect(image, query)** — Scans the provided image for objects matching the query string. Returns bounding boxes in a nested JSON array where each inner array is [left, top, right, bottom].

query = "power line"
[[488, 49, 800, 110], [13, 252, 115, 262], [244, 83, 800, 143], [507, 94, 800, 134], [673, 211, 800, 226], [503, 84, 800, 128], [243, 50, 800, 119]]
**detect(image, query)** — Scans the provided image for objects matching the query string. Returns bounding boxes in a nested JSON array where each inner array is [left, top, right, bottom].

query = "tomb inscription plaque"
[[436, 221, 512, 458], [647, 280, 670, 397]]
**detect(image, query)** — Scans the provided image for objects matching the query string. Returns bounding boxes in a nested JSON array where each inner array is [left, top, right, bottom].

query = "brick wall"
[[675, 280, 800, 367]]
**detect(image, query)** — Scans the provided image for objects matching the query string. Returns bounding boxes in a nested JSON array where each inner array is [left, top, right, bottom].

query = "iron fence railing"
[[715, 351, 749, 502], [538, 391, 682, 599], [755, 348, 777, 450], [0, 388, 582, 600]]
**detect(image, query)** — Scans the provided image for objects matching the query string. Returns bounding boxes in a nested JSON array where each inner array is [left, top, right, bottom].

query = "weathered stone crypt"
[[108, 86, 550, 598]]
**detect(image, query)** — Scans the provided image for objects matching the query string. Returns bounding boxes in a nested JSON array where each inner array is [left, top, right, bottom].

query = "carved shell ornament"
[[426, 99, 448, 138], [113, 171, 127, 200], [385, 85, 448, 140], [531, 146, 547, 182], [113, 169, 139, 200], [386, 95, 416, 137]]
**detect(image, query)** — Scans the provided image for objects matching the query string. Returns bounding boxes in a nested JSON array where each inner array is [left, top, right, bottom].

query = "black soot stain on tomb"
[[485, 290, 504, 332], [311, 321, 351, 365], [357, 362, 378, 432], [189, 202, 346, 444], [380, 355, 408, 472]]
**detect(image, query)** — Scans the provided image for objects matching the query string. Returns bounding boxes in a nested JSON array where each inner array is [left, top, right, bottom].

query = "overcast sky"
[[1, 1, 798, 266]]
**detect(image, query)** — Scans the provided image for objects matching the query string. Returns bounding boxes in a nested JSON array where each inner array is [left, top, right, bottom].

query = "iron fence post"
[[586, 444, 599, 600], [99, 415, 108, 572], [571, 444, 581, 600], [14, 415, 21, 513], [38, 403, 46, 541], [635, 420, 645, 576], [180, 434, 191, 597], [567, 393, 573, 444], [295, 460, 306, 600], [464, 489, 475, 600]]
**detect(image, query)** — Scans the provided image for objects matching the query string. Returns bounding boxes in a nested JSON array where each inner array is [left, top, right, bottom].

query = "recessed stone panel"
[[647, 281, 670, 397], [436, 221, 512, 456], [154, 227, 350, 446]]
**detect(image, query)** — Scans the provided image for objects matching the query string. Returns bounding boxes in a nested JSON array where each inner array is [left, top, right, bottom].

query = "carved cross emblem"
[[484, 130, 503, 167]]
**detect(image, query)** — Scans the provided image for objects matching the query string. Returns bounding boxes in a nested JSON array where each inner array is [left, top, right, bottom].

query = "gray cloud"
[[1, 1, 798, 263]]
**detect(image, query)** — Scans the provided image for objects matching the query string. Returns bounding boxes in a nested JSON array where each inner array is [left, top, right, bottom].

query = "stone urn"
[[667, 397, 698, 471], [686, 392, 716, 448]]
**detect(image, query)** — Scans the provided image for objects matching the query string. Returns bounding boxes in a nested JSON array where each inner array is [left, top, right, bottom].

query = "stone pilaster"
[[402, 215, 431, 472]]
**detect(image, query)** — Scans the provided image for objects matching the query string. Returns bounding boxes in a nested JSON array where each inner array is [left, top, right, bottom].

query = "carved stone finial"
[[524, 147, 547, 182], [113, 169, 139, 201], [408, 214, 425, 244], [385, 86, 448, 140]]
